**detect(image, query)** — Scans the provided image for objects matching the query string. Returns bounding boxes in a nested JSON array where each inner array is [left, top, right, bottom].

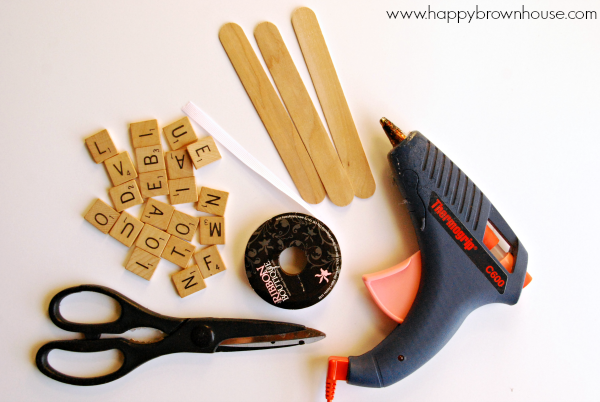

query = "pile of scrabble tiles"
[[83, 117, 229, 298]]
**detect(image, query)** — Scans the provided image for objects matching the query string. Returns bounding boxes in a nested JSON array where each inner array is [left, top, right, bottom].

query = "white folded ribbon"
[[182, 101, 317, 217]]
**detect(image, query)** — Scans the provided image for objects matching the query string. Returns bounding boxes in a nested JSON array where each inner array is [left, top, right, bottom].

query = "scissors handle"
[[37, 285, 187, 386], [36, 337, 155, 386], [49, 285, 184, 338]]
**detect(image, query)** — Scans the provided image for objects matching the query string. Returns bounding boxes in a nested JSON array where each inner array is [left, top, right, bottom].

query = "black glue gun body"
[[346, 130, 530, 388]]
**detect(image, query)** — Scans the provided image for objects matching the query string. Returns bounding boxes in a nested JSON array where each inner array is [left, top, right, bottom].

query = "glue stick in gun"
[[325, 118, 532, 401]]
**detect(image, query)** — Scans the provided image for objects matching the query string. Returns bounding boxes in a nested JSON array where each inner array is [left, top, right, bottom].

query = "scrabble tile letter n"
[[85, 129, 118, 163], [200, 217, 225, 245], [197, 187, 228, 216], [172, 265, 206, 298], [163, 117, 198, 150]]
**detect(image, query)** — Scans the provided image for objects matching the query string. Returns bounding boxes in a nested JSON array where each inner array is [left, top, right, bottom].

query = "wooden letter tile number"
[[197, 187, 229, 216], [136, 145, 166, 173], [172, 265, 206, 298], [141, 198, 175, 230], [194, 245, 226, 278], [187, 137, 222, 170], [109, 180, 143, 212], [169, 177, 198, 205], [85, 129, 118, 163], [136, 224, 170, 257], [84, 199, 120, 234], [199, 216, 225, 245], [125, 247, 161, 280], [109, 211, 144, 247], [130, 119, 161, 148], [163, 117, 198, 150], [165, 149, 194, 179], [104, 152, 137, 186], [166, 210, 199, 242], [162, 236, 195, 268], [139, 170, 169, 198]]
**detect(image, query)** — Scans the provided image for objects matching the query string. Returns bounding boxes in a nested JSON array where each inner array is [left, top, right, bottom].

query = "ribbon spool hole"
[[278, 246, 307, 275]]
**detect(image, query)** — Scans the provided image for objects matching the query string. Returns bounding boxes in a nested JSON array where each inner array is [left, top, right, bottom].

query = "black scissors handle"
[[36, 337, 157, 386], [47, 285, 184, 338], [36, 285, 186, 386]]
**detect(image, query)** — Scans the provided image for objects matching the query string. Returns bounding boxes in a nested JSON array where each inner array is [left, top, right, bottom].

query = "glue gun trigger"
[[362, 231, 533, 325], [362, 251, 422, 323]]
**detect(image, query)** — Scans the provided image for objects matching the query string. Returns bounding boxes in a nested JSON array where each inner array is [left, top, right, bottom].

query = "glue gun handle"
[[348, 266, 471, 387]]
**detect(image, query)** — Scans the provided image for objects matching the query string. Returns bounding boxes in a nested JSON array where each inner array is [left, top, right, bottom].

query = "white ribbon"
[[182, 101, 317, 217]]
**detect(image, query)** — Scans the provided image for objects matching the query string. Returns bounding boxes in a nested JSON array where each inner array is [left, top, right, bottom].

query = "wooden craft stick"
[[219, 23, 325, 205], [254, 22, 353, 207], [292, 7, 376, 199]]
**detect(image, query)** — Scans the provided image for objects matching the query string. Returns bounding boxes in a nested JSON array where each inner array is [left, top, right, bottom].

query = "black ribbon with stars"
[[244, 213, 342, 309]]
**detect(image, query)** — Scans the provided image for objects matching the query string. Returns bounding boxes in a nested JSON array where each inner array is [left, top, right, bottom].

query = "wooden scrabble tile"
[[199, 216, 225, 245], [165, 149, 194, 179], [136, 144, 166, 173], [125, 247, 161, 280], [172, 265, 206, 297], [85, 129, 118, 163], [136, 224, 171, 257], [141, 198, 175, 230], [163, 116, 198, 150], [109, 180, 143, 212], [166, 210, 199, 242], [109, 211, 144, 247], [169, 177, 198, 205], [84, 199, 120, 234], [187, 137, 222, 170], [194, 245, 226, 278], [104, 151, 138, 186], [197, 187, 229, 216], [139, 169, 169, 198], [162, 236, 195, 267], [130, 119, 161, 148]]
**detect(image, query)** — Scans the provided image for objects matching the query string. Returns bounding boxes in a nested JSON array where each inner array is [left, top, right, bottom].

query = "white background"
[[0, 0, 598, 401]]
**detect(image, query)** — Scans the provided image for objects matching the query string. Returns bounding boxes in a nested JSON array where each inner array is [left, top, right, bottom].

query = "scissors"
[[36, 285, 326, 386]]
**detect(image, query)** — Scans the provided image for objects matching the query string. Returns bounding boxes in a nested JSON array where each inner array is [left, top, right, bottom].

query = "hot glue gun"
[[325, 118, 532, 400]]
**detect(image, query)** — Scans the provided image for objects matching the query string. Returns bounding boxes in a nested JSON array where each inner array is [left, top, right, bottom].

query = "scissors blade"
[[217, 327, 325, 350]]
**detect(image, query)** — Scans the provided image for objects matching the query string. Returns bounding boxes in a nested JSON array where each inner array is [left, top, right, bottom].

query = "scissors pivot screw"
[[191, 325, 215, 348]]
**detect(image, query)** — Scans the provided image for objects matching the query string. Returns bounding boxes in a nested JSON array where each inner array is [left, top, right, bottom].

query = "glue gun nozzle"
[[380, 117, 406, 147]]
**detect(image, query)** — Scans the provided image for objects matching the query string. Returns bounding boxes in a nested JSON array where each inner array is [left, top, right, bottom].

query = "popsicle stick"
[[219, 23, 325, 205], [254, 22, 353, 207], [292, 7, 376, 199]]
